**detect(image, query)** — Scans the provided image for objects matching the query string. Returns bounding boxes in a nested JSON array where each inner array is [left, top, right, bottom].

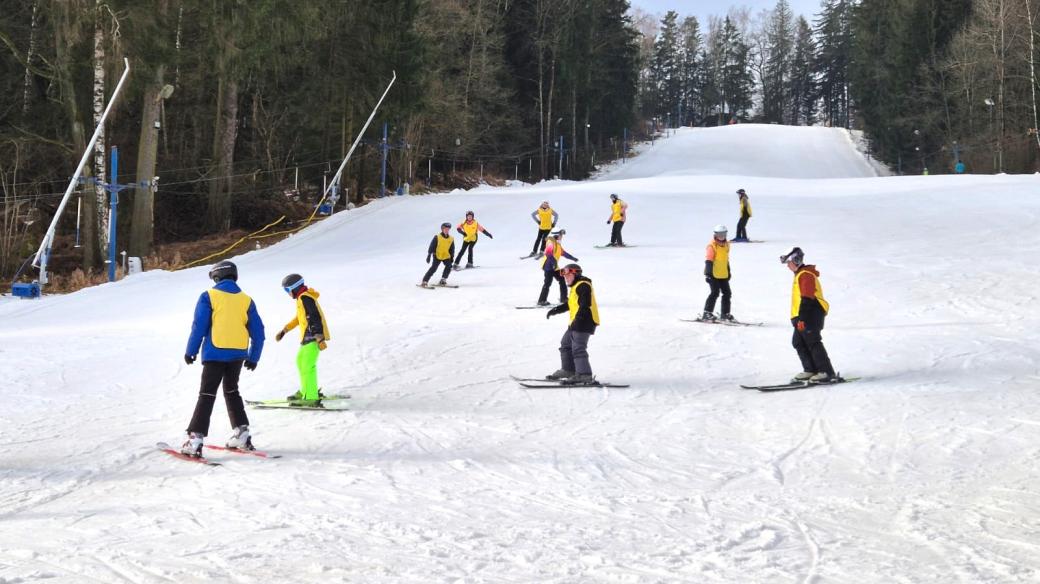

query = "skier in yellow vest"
[[181, 260, 265, 455], [734, 188, 752, 242], [702, 225, 734, 321], [528, 201, 559, 257], [274, 274, 330, 406], [537, 229, 579, 306], [421, 223, 456, 287], [546, 263, 599, 384], [606, 193, 628, 247], [454, 210, 493, 269], [781, 247, 836, 383]]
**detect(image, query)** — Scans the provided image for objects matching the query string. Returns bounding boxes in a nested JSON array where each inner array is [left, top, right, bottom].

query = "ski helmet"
[[780, 247, 805, 266], [736, 188, 746, 195], [609, 193, 619, 201], [208, 260, 238, 283], [440, 222, 452, 229], [560, 263, 582, 275], [551, 228, 566, 237], [281, 273, 305, 295], [713, 224, 728, 234]]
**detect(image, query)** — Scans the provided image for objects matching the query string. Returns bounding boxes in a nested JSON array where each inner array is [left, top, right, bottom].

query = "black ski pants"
[[736, 215, 749, 240], [610, 221, 625, 246], [531, 229, 550, 255], [455, 240, 476, 265], [423, 258, 453, 283], [792, 322, 835, 376], [187, 360, 249, 437], [704, 278, 731, 315], [538, 270, 567, 304]]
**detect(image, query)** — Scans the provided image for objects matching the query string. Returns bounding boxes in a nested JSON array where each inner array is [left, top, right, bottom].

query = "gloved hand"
[[606, 219, 611, 224], [315, 335, 327, 351], [244, 361, 257, 371], [456, 228, 465, 235], [484, 231, 493, 239], [546, 310, 553, 320], [705, 277, 711, 284], [551, 222, 557, 228], [546, 304, 567, 319], [275, 327, 287, 342], [426, 254, 432, 264], [796, 320, 806, 332], [184, 354, 195, 365]]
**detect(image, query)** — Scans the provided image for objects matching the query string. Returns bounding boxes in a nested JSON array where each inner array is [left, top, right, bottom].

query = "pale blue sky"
[[631, 0, 824, 29]]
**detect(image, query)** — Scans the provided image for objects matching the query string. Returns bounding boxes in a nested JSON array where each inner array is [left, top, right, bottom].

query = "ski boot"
[[419, 281, 430, 288], [180, 432, 204, 457], [537, 300, 552, 306], [545, 369, 575, 380], [563, 373, 597, 385], [792, 371, 814, 382], [226, 425, 254, 451], [719, 313, 735, 322], [809, 372, 834, 383], [437, 278, 448, 286], [699, 311, 717, 322], [465, 263, 474, 269]]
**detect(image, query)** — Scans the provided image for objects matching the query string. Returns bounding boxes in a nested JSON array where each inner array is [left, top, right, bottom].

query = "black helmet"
[[737, 188, 746, 195], [551, 228, 566, 237], [281, 273, 305, 294], [609, 193, 618, 200], [208, 260, 237, 283], [560, 263, 582, 276], [441, 222, 451, 229], [780, 247, 804, 266]]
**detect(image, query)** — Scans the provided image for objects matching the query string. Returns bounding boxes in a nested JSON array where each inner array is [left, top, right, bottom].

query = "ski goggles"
[[283, 278, 305, 295]]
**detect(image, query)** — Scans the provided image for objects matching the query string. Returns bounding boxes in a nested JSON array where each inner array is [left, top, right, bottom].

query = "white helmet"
[[713, 224, 727, 234]]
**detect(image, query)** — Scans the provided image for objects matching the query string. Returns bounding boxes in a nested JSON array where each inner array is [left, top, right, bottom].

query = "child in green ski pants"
[[274, 274, 330, 404]]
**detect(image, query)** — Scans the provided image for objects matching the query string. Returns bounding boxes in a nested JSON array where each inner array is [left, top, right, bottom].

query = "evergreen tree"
[[763, 0, 795, 123], [789, 16, 816, 125]]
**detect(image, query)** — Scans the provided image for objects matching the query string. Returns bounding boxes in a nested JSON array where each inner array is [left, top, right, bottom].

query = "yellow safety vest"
[[435, 233, 454, 260], [708, 240, 730, 279], [568, 280, 600, 325], [791, 269, 829, 318], [459, 220, 481, 242], [284, 288, 331, 342], [540, 239, 565, 268], [207, 288, 252, 350], [740, 197, 752, 217], [611, 200, 625, 222], [536, 208, 554, 230]]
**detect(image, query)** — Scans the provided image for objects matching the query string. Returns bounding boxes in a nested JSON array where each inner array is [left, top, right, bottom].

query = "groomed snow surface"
[[2, 125, 1039, 583]]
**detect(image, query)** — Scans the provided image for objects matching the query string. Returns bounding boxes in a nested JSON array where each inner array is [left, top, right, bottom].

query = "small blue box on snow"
[[11, 282, 41, 299]]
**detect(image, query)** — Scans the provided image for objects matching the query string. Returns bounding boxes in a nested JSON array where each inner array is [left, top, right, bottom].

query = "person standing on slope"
[[537, 229, 579, 306], [734, 189, 752, 242], [421, 222, 456, 287], [702, 225, 734, 321], [781, 247, 837, 383], [546, 263, 599, 384], [274, 274, 330, 406], [181, 260, 265, 455], [454, 211, 493, 269], [529, 201, 559, 257], [606, 193, 628, 247]]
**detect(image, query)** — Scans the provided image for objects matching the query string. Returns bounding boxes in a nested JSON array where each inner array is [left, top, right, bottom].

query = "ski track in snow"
[[2, 125, 1040, 582]]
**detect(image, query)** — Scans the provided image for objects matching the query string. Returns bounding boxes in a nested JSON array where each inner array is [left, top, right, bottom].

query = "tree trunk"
[[131, 64, 166, 257], [21, 0, 39, 115], [54, 1, 97, 270], [92, 0, 108, 268], [1027, 0, 1040, 157], [207, 77, 238, 232]]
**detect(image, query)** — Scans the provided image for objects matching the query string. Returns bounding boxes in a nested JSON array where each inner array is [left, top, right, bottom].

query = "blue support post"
[[108, 147, 119, 282], [379, 122, 389, 198]]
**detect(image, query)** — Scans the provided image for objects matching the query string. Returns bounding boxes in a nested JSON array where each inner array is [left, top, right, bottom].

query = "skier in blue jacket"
[[181, 260, 265, 456]]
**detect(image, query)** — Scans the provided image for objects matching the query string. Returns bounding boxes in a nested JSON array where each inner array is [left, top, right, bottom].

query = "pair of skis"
[[740, 376, 859, 392], [680, 316, 763, 327], [416, 283, 460, 290], [593, 244, 636, 249], [510, 374, 629, 389], [155, 442, 281, 466], [244, 393, 351, 411]]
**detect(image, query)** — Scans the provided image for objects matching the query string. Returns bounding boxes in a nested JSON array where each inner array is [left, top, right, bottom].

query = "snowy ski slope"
[[2, 125, 1039, 582]]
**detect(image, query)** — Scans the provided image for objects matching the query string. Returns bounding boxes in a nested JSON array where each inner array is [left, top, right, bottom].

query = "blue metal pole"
[[380, 122, 388, 197], [108, 147, 118, 282], [559, 135, 564, 178]]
